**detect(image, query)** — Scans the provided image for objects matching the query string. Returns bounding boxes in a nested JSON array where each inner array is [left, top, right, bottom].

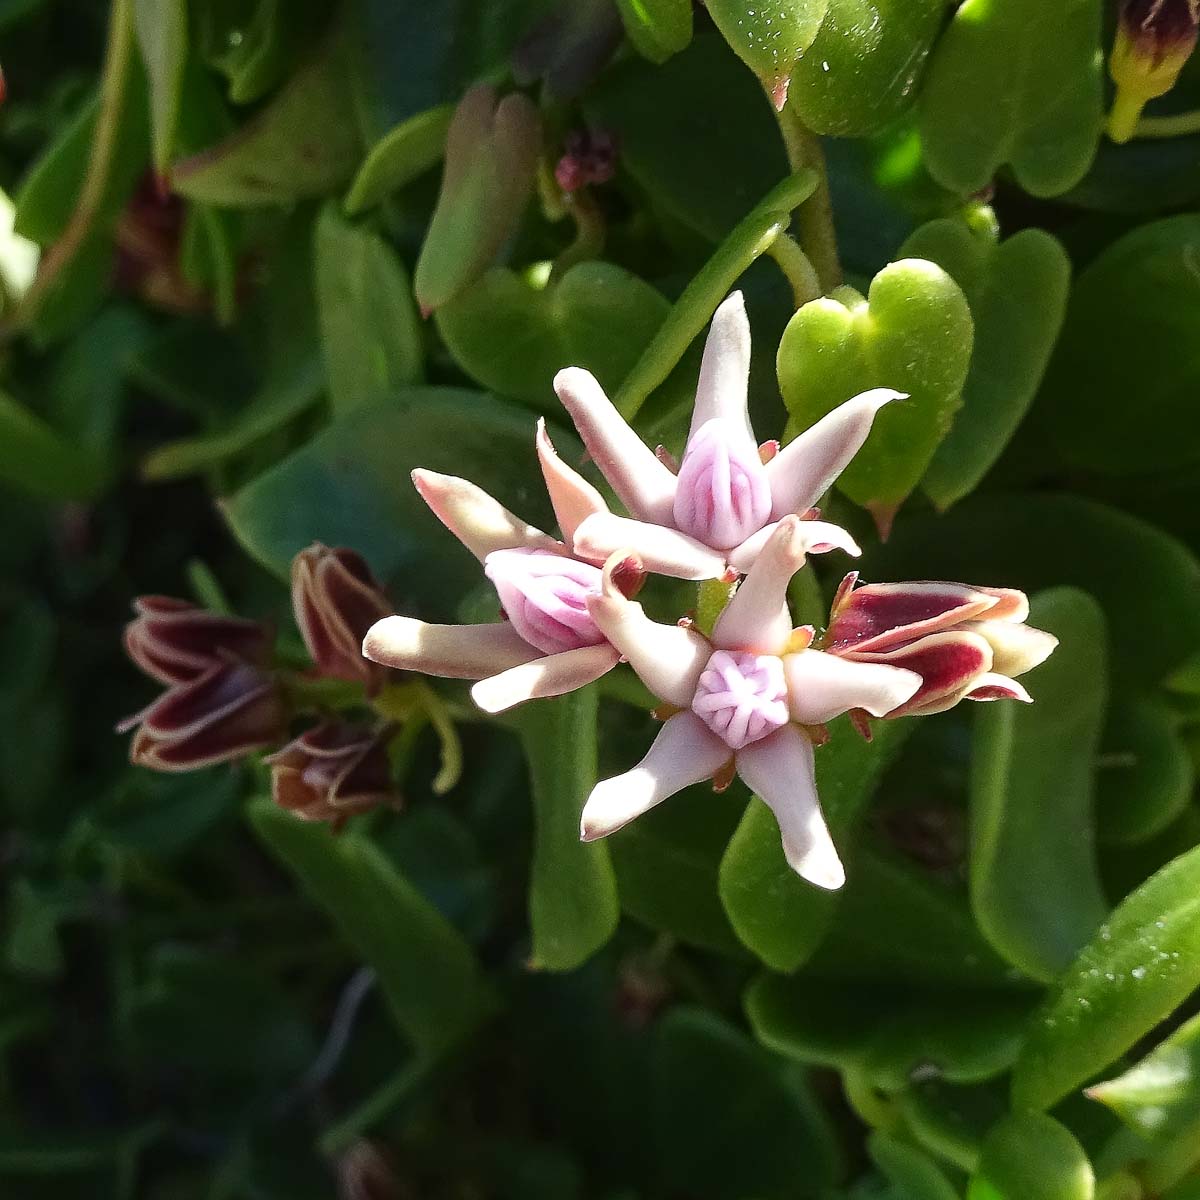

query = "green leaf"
[[250, 799, 493, 1056], [704, 0, 828, 106], [514, 688, 619, 972], [314, 205, 423, 414], [899, 215, 1071, 510], [172, 32, 361, 206], [969, 588, 1108, 983], [584, 33, 788, 242], [654, 1008, 840, 1198], [1089, 1010, 1200, 1142], [222, 390, 570, 612], [918, 0, 1103, 198], [1097, 696, 1194, 846], [1034, 216, 1200, 477], [133, 0, 187, 172], [614, 0, 693, 63], [747, 976, 1035, 1090], [0, 390, 109, 500], [778, 258, 973, 532], [719, 717, 911, 971], [344, 103, 454, 215], [860, 494, 1200, 690], [967, 1112, 1094, 1200], [436, 263, 669, 411], [868, 1133, 962, 1200], [1012, 843, 1200, 1111], [785, 0, 944, 136]]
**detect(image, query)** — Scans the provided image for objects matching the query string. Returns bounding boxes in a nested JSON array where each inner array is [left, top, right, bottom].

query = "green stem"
[[775, 103, 842, 292], [550, 188, 606, 282], [1133, 108, 1200, 139], [1107, 86, 1147, 144], [766, 233, 822, 308]]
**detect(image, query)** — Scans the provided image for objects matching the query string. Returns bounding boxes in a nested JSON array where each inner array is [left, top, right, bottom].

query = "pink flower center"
[[484, 548, 605, 654], [672, 419, 772, 550], [691, 649, 789, 750]]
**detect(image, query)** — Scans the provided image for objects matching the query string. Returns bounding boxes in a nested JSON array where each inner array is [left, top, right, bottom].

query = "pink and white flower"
[[551, 291, 902, 580]]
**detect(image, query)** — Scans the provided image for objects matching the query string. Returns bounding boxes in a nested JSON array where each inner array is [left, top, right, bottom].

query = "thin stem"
[[774, 103, 842, 293], [766, 233, 822, 308], [550, 188, 606, 282], [1133, 108, 1200, 138], [12, 0, 135, 330]]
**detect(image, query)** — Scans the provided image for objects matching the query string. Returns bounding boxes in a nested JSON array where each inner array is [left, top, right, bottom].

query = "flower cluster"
[[364, 293, 1058, 889]]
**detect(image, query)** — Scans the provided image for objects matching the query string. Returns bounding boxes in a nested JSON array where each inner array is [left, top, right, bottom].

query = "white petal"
[[713, 516, 808, 655], [553, 367, 678, 525], [586, 555, 712, 706], [965, 620, 1058, 678], [727, 519, 861, 574], [471, 643, 620, 713], [689, 292, 753, 443], [783, 649, 921, 724], [766, 389, 902, 519], [536, 418, 609, 548], [362, 617, 539, 678], [412, 469, 559, 561], [736, 727, 844, 890], [572, 512, 729, 581], [580, 712, 729, 841], [966, 672, 1033, 703]]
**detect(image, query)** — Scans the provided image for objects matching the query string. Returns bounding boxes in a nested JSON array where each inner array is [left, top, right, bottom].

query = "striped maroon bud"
[[1109, 0, 1200, 140]]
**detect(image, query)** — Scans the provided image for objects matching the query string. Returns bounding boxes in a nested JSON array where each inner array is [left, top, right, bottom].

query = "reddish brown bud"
[[123, 595, 272, 686], [291, 545, 393, 695], [337, 1140, 400, 1200], [266, 722, 399, 830], [119, 661, 285, 772], [1109, 0, 1200, 140]]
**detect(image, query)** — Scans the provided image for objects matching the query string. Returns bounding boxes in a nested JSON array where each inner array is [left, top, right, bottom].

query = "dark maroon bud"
[[266, 722, 399, 830], [123, 596, 272, 686], [1109, 0, 1200, 140], [337, 1140, 401, 1200]]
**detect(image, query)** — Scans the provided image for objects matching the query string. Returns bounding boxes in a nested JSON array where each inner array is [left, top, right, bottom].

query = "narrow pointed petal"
[[536, 418, 609, 547], [362, 617, 539, 678], [689, 291, 753, 442], [580, 712, 729, 841], [553, 367, 677, 524], [783, 648, 921, 723], [727, 518, 860, 574], [977, 587, 1030, 622], [766, 389, 903, 519], [412, 469, 559, 561], [964, 620, 1058, 678], [713, 516, 808, 655], [572, 512, 729, 580], [736, 727, 845, 890], [825, 579, 1001, 654], [848, 629, 993, 718], [471, 643, 621, 713], [967, 673, 1033, 703], [585, 552, 711, 705]]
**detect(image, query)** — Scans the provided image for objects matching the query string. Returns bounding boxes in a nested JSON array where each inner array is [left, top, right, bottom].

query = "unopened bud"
[[483, 547, 607, 654], [1108, 0, 1200, 142]]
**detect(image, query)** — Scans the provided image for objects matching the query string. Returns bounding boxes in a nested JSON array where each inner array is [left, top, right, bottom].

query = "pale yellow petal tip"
[[793, 850, 846, 891]]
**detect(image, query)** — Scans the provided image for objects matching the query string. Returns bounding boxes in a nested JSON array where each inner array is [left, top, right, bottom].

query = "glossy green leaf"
[[1035, 216, 1200, 477], [747, 975, 1035, 1090], [515, 688, 620, 972], [786, 0, 943, 136], [222, 390, 570, 613], [344, 104, 454, 215], [868, 1133, 961, 1200], [315, 205, 423, 413], [0, 390, 108, 500], [704, 0, 828, 106], [967, 1112, 1094, 1200], [861, 494, 1200, 689], [969, 588, 1108, 983], [1097, 696, 1193, 846], [778, 258, 972, 530], [615, 0, 693, 63], [899, 1080, 1010, 1173], [719, 717, 911, 972], [1089, 1010, 1200, 1142], [133, 0, 187, 172], [436, 263, 669, 411], [919, 0, 1103, 198], [584, 34, 787, 242], [172, 33, 360, 206], [250, 799, 493, 1056], [900, 215, 1071, 509], [1012, 843, 1200, 1111], [654, 1008, 840, 1197]]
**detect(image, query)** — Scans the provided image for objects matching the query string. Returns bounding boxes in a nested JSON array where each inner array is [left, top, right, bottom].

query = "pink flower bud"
[[672, 419, 773, 550], [691, 649, 789, 750], [483, 547, 606, 654]]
